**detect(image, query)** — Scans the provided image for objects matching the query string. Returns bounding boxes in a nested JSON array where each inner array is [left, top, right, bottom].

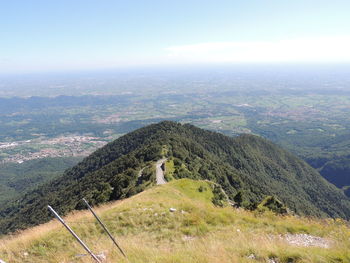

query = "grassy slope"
[[1, 179, 350, 263]]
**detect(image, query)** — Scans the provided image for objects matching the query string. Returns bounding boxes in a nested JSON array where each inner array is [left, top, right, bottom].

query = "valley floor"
[[1, 179, 350, 263]]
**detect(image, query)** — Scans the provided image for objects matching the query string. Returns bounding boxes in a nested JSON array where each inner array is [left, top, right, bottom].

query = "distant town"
[[0, 135, 109, 164]]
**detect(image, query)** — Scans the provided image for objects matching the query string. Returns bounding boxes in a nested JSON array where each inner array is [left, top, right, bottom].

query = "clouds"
[[165, 36, 350, 63]]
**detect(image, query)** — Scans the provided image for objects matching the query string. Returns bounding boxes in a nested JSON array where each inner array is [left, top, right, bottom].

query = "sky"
[[1, 0, 350, 73]]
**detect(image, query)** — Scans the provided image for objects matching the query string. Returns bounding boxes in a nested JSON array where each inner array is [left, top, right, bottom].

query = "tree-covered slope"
[[317, 156, 350, 195], [1, 121, 349, 235], [0, 157, 82, 205]]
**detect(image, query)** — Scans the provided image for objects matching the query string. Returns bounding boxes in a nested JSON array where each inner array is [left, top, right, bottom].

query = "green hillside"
[[1, 121, 350, 235], [1, 179, 350, 263], [0, 157, 82, 205]]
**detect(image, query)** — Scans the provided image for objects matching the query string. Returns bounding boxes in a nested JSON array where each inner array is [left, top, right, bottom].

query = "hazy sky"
[[1, 0, 350, 73]]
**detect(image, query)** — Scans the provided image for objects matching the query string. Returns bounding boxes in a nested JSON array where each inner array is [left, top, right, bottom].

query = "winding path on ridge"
[[156, 158, 167, 185]]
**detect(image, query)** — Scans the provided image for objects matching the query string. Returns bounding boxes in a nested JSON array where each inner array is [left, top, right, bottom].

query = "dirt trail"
[[156, 158, 167, 185]]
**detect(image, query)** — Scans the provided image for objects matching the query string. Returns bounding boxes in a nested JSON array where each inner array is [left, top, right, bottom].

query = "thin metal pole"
[[47, 205, 101, 263], [83, 198, 128, 259]]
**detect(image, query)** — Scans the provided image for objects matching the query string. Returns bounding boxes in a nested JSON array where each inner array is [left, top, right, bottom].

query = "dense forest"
[[1, 121, 350, 235], [0, 157, 82, 205]]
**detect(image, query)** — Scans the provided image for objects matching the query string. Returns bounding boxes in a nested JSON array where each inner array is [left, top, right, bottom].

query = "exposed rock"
[[247, 253, 256, 259], [169, 207, 177, 212], [96, 252, 107, 262], [182, 235, 195, 241], [283, 233, 332, 248]]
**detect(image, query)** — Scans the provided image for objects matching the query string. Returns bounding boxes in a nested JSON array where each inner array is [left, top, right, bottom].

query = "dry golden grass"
[[1, 179, 350, 263]]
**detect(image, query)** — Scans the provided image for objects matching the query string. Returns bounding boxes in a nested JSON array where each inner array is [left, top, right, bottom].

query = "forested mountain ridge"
[[1, 121, 349, 235], [0, 157, 82, 205]]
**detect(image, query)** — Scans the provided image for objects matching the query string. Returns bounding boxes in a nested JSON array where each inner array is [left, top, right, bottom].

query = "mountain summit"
[[1, 121, 349, 234]]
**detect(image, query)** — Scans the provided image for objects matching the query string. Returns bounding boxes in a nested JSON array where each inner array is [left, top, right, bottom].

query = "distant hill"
[[1, 121, 350, 235], [316, 156, 350, 197]]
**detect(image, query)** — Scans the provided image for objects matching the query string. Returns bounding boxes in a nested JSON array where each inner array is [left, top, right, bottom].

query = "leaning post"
[[82, 198, 128, 259], [47, 205, 102, 263]]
